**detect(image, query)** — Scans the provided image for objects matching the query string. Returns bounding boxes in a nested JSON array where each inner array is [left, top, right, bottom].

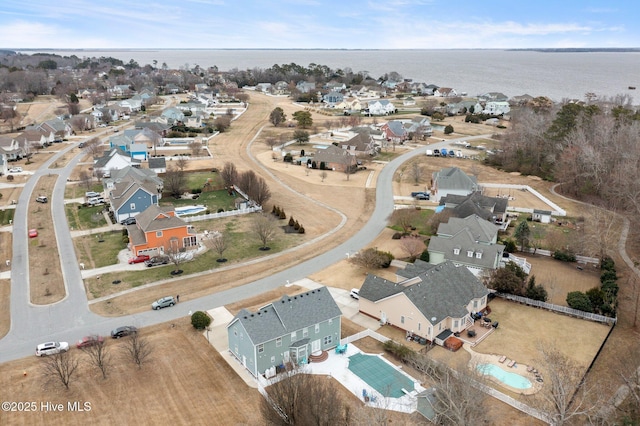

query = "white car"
[[8, 167, 22, 173], [85, 191, 101, 198], [350, 289, 360, 300], [36, 341, 69, 356]]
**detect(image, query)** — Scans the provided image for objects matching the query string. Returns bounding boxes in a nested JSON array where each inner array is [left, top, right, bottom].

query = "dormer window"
[[475, 251, 483, 259], [467, 250, 473, 258], [453, 248, 460, 255]]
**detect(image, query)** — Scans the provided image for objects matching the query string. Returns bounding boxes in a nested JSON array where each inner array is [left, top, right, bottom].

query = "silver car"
[[151, 296, 176, 310], [36, 341, 70, 356]]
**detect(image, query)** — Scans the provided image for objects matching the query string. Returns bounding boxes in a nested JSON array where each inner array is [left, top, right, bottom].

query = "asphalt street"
[[0, 132, 491, 363]]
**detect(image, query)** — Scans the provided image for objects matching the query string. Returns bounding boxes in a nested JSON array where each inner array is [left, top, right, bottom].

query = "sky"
[[0, 0, 637, 49]]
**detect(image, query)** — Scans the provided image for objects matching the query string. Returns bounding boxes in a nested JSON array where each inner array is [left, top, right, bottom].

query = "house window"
[[418, 323, 421, 331], [183, 236, 197, 247], [303, 328, 308, 338], [271, 356, 275, 364], [258, 344, 264, 353], [234, 330, 237, 336], [475, 252, 482, 259], [453, 248, 460, 255], [323, 335, 333, 345], [315, 324, 319, 334], [473, 300, 478, 308], [291, 331, 297, 341], [130, 203, 136, 210], [467, 250, 473, 258], [328, 318, 333, 325], [454, 320, 459, 328], [276, 337, 282, 347], [401, 316, 405, 324], [156, 231, 163, 238]]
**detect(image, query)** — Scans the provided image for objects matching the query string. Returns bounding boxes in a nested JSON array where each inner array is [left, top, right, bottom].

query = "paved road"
[[0, 131, 490, 363]]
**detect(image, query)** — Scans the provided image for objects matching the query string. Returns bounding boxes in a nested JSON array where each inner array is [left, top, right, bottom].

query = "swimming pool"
[[348, 353, 415, 398], [175, 205, 206, 216], [477, 364, 532, 390]]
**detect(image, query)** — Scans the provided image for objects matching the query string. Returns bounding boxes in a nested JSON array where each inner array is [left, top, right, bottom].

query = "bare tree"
[[428, 209, 453, 235], [210, 231, 229, 262], [320, 171, 327, 182], [220, 161, 238, 188], [349, 248, 392, 269], [41, 351, 80, 390], [238, 170, 271, 206], [265, 136, 278, 149], [165, 237, 185, 273], [409, 161, 424, 186], [79, 170, 93, 191], [252, 213, 277, 250], [400, 236, 425, 261], [175, 156, 188, 172], [390, 208, 418, 234], [260, 366, 348, 425], [534, 345, 604, 425], [83, 136, 104, 158], [121, 332, 153, 369], [188, 140, 203, 157], [163, 166, 187, 197], [81, 339, 112, 379]]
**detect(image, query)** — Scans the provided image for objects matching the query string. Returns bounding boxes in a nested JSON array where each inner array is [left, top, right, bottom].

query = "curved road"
[[0, 126, 489, 363]]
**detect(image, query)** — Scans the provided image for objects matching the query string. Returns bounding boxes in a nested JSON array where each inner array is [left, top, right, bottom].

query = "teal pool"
[[477, 364, 532, 390]]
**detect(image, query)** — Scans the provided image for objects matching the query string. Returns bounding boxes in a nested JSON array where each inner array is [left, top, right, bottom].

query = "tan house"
[[358, 261, 489, 345], [313, 145, 357, 173]]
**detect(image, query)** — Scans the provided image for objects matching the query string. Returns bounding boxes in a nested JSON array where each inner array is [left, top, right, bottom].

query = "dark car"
[[415, 193, 430, 200], [128, 254, 150, 264], [111, 326, 138, 339], [145, 255, 169, 267], [120, 217, 136, 226], [76, 335, 105, 349]]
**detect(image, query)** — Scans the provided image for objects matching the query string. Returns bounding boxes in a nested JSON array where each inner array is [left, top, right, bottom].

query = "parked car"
[[120, 217, 136, 226], [86, 197, 105, 206], [85, 191, 100, 198], [76, 335, 105, 349], [151, 296, 176, 310], [28, 229, 38, 238], [36, 341, 69, 356], [145, 255, 169, 267], [78, 142, 85, 148], [128, 254, 150, 264], [8, 167, 22, 173], [111, 326, 137, 339], [415, 193, 430, 200], [36, 195, 48, 203], [350, 288, 360, 300]]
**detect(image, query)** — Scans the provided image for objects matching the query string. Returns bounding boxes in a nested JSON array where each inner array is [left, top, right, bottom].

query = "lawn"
[[0, 208, 14, 226], [159, 189, 237, 212], [74, 230, 127, 269], [65, 183, 104, 200], [388, 207, 435, 235], [66, 203, 107, 230]]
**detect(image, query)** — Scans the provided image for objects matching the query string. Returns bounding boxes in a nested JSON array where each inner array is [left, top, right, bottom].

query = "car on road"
[[36, 195, 48, 203], [36, 341, 69, 356], [78, 142, 85, 148], [120, 217, 137, 226], [128, 254, 150, 264], [111, 326, 137, 339], [145, 255, 169, 267], [152, 296, 176, 310], [415, 193, 429, 200], [350, 288, 360, 300], [28, 229, 38, 238], [76, 335, 105, 349], [8, 167, 22, 173]]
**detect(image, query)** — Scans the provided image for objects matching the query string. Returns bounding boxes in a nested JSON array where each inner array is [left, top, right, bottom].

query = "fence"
[[481, 183, 566, 216], [496, 293, 617, 325], [340, 328, 390, 346], [181, 206, 262, 223]]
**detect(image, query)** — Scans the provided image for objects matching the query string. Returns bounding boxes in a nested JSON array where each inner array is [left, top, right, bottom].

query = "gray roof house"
[[227, 286, 342, 377], [427, 215, 505, 276], [432, 167, 478, 202], [314, 145, 357, 173], [358, 261, 489, 345], [109, 176, 161, 223], [439, 191, 508, 223]]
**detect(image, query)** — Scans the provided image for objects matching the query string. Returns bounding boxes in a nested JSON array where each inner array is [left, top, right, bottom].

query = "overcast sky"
[[0, 0, 636, 49]]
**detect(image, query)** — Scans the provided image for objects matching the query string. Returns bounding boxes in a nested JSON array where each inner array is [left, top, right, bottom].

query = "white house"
[[483, 101, 511, 115], [366, 100, 396, 116]]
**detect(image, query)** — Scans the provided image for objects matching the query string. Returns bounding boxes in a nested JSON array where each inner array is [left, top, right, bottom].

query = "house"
[[103, 166, 163, 193], [313, 145, 357, 173], [366, 100, 396, 116], [381, 120, 407, 143], [439, 191, 508, 223], [532, 209, 552, 224], [14, 129, 53, 149], [358, 261, 489, 344], [0, 136, 26, 161], [227, 286, 342, 377], [255, 83, 272, 93], [160, 107, 184, 125], [341, 131, 377, 156], [323, 91, 344, 106], [38, 118, 73, 141], [483, 101, 510, 115], [94, 148, 140, 177], [126, 205, 197, 257], [296, 81, 316, 93], [447, 100, 483, 115], [427, 215, 505, 276], [404, 116, 433, 138], [403, 97, 416, 106], [478, 92, 509, 102], [434, 87, 457, 97], [272, 81, 290, 95], [148, 157, 167, 174], [109, 175, 161, 223], [431, 167, 478, 202]]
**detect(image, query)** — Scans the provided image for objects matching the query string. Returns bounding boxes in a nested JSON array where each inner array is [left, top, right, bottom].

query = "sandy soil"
[[28, 175, 65, 304]]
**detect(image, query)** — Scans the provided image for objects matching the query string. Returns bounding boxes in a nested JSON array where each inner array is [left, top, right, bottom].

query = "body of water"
[[22, 49, 640, 102]]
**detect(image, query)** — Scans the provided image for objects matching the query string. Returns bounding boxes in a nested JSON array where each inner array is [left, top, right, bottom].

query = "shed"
[[532, 209, 552, 224]]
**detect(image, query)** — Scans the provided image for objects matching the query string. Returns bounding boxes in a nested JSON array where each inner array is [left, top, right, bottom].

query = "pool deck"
[[463, 344, 543, 395], [305, 343, 426, 413]]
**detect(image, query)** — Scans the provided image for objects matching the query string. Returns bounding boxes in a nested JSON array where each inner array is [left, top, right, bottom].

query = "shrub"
[[192, 188, 202, 194], [383, 340, 413, 361], [392, 232, 402, 240], [444, 124, 454, 134], [288, 217, 295, 227], [553, 250, 576, 262], [380, 251, 394, 268], [191, 311, 212, 329], [319, 161, 325, 170], [298, 226, 305, 234], [503, 239, 517, 253], [279, 210, 286, 220], [566, 291, 593, 313], [600, 270, 617, 283], [283, 153, 293, 163], [601, 256, 615, 271], [419, 249, 429, 262], [6, 175, 13, 181], [217, 208, 224, 213], [294, 220, 300, 231]]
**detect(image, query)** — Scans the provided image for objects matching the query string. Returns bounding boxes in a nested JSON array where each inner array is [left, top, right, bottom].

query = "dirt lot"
[[0, 319, 263, 425]]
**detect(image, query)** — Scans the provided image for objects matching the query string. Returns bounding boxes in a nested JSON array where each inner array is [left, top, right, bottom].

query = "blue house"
[[322, 91, 344, 106], [109, 176, 161, 223], [227, 286, 342, 378]]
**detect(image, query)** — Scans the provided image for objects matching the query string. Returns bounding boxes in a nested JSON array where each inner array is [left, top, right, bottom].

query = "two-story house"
[[227, 286, 342, 377], [126, 205, 197, 257], [109, 175, 161, 223], [431, 167, 478, 202]]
